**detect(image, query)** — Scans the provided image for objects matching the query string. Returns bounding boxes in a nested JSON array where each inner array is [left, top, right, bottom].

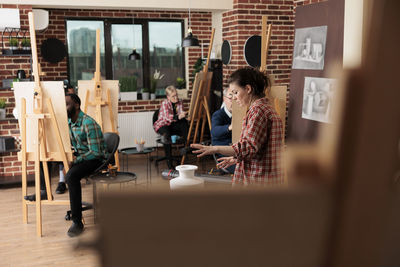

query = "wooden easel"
[[232, 16, 277, 143], [18, 12, 72, 237], [81, 29, 120, 170], [181, 28, 215, 164]]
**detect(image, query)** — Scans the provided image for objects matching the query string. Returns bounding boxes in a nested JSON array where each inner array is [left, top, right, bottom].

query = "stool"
[[90, 171, 137, 222]]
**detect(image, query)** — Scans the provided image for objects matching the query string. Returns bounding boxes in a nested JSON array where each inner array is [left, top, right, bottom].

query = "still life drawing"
[[302, 76, 336, 123], [292, 26, 327, 70]]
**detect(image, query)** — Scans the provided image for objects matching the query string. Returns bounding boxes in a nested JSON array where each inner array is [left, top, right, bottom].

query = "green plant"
[[21, 38, 30, 48], [191, 57, 204, 83], [142, 87, 149, 93], [176, 77, 186, 89], [0, 99, 6, 109], [150, 79, 157, 94], [119, 76, 137, 92], [9, 37, 19, 48]]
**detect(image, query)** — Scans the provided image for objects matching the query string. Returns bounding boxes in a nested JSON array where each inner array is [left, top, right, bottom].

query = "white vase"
[[120, 91, 137, 101], [150, 93, 156, 100], [142, 92, 149, 100], [170, 165, 204, 190]]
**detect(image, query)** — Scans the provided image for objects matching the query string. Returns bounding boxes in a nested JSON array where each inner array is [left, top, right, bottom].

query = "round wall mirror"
[[243, 35, 261, 67], [221, 40, 232, 65], [41, 38, 67, 64]]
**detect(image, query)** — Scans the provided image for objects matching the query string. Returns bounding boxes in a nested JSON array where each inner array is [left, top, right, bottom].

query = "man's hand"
[[228, 124, 232, 131]]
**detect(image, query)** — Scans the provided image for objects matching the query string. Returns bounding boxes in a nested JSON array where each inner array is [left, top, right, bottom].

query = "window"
[[111, 24, 143, 88], [66, 18, 184, 92], [149, 21, 184, 89], [66, 20, 105, 86]]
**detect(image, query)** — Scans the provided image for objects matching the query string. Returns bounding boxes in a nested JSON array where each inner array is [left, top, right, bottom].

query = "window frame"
[[65, 17, 186, 90]]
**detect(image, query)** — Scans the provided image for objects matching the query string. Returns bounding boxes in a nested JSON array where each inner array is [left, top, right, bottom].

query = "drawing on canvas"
[[302, 77, 336, 123], [292, 26, 327, 70]]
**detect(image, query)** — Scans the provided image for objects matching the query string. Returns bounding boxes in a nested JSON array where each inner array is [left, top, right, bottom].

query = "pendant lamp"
[[182, 0, 200, 47], [128, 15, 141, 60]]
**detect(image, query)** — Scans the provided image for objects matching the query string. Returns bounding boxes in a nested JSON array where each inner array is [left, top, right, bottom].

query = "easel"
[[181, 28, 215, 164], [80, 29, 120, 170], [232, 16, 279, 143], [18, 12, 72, 237]]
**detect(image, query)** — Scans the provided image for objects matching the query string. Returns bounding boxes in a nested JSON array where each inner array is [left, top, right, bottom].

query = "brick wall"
[[222, 0, 295, 87], [221, 0, 327, 87], [0, 0, 327, 181]]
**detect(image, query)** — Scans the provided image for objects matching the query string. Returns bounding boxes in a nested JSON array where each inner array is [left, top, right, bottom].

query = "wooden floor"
[[0, 151, 213, 267]]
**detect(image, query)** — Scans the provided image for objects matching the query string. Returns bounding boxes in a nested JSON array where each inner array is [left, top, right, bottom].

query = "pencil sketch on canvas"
[[302, 77, 336, 123], [292, 26, 327, 70]]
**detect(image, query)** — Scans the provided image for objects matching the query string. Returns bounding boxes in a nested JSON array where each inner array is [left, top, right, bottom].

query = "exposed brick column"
[[222, 0, 295, 87]]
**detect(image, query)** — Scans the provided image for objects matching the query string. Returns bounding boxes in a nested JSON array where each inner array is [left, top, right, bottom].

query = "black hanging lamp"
[[182, 0, 200, 48], [128, 49, 140, 60], [128, 15, 141, 60]]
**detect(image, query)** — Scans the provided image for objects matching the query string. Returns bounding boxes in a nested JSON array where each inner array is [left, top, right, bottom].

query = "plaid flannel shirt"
[[153, 99, 184, 132], [69, 111, 108, 163], [232, 98, 283, 185]]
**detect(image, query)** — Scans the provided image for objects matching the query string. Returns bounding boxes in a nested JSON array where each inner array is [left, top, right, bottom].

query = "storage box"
[[0, 136, 15, 152]]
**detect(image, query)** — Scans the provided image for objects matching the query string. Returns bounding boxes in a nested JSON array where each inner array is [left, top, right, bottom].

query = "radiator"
[[118, 112, 158, 149]]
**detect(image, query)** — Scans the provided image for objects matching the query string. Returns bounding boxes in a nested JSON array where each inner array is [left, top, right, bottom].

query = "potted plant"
[[191, 57, 204, 83], [141, 88, 150, 100], [176, 77, 186, 89], [150, 69, 164, 100], [21, 38, 31, 50], [0, 99, 6, 120], [176, 77, 188, 99], [119, 76, 137, 101], [9, 37, 19, 50]]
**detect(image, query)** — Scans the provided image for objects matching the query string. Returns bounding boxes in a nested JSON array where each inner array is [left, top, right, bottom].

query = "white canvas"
[[13, 81, 72, 157]]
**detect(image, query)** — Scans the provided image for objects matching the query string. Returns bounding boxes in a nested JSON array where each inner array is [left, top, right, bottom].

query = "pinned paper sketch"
[[302, 77, 336, 123], [292, 26, 327, 70]]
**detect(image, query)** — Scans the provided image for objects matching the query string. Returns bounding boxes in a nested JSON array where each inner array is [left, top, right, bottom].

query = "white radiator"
[[118, 112, 158, 149]]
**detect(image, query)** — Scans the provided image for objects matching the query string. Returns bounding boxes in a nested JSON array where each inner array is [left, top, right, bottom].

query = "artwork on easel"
[[301, 77, 336, 123], [13, 81, 72, 155], [292, 26, 327, 70], [78, 80, 119, 133]]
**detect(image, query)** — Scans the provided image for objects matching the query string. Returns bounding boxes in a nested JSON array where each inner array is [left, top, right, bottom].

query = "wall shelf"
[[2, 49, 31, 56]]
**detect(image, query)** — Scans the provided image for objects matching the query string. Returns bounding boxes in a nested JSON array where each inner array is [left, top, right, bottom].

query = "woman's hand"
[[191, 143, 217, 157], [216, 156, 236, 169], [178, 111, 186, 120]]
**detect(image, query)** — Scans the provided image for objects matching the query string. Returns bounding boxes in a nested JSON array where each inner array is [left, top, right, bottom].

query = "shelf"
[[2, 49, 31, 56]]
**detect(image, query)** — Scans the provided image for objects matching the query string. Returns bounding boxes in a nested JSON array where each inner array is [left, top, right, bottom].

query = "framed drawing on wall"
[[301, 77, 336, 123], [292, 26, 327, 70]]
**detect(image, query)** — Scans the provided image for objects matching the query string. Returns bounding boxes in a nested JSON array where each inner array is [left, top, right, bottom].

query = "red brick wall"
[[222, 0, 328, 87], [222, 0, 295, 87], [0, 5, 209, 181], [0, 1, 327, 181]]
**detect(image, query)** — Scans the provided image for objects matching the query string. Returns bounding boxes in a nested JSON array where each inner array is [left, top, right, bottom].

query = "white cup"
[[136, 143, 144, 152]]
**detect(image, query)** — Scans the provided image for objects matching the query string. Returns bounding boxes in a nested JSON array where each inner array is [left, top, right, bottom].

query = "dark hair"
[[228, 67, 269, 97], [66, 93, 81, 107]]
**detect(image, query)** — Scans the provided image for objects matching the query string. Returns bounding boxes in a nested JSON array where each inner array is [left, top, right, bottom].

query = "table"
[[120, 147, 155, 184], [90, 171, 137, 222]]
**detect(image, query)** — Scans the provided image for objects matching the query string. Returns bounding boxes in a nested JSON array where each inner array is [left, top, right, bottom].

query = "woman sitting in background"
[[153, 85, 188, 169]]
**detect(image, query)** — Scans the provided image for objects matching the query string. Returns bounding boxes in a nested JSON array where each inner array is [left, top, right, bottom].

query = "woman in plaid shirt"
[[192, 67, 283, 185], [153, 86, 188, 169]]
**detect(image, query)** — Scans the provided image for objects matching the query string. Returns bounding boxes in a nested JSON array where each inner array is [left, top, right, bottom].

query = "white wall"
[[343, 0, 364, 68], [212, 11, 223, 59]]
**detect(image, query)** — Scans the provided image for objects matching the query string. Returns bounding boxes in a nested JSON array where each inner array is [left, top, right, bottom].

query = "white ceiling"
[[10, 0, 233, 11]]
